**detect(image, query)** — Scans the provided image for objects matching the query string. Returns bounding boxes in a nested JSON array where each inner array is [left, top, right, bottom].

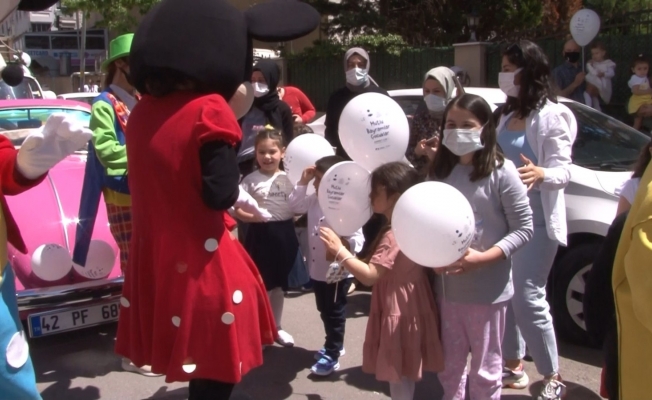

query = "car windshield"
[[564, 102, 650, 171], [0, 107, 91, 147], [0, 80, 35, 100]]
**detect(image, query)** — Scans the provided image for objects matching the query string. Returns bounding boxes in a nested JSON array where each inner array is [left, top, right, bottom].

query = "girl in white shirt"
[[584, 41, 616, 112], [236, 129, 299, 347], [627, 54, 652, 131]]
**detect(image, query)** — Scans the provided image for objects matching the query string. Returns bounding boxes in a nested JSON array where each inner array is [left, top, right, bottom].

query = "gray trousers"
[[502, 223, 559, 377]]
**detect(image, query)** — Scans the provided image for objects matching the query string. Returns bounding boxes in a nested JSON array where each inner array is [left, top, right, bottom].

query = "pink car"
[[0, 99, 122, 338]]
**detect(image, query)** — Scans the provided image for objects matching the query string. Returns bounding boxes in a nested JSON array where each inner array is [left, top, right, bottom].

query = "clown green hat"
[[101, 33, 134, 72]]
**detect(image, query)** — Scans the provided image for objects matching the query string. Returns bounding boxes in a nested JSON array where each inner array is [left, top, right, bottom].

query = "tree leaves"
[[60, 0, 161, 34]]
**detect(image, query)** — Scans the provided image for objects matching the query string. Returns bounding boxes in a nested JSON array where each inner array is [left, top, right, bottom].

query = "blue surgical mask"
[[346, 68, 368, 86]]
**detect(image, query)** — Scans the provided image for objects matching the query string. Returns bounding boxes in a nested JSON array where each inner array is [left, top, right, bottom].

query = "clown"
[[73, 33, 159, 377], [114, 0, 319, 398]]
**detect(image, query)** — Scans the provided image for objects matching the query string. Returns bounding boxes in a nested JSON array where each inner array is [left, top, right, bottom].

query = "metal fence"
[[286, 47, 454, 111]]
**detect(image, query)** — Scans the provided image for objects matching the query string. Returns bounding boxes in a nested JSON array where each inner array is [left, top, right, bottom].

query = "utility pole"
[[79, 12, 87, 92]]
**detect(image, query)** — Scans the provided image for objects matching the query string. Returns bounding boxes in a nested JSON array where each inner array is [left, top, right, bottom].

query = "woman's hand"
[[517, 154, 545, 190], [319, 227, 344, 257], [293, 114, 303, 124], [415, 136, 439, 160], [434, 248, 487, 275]]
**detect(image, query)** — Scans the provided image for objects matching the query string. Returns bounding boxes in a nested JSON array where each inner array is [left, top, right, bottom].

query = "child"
[[319, 162, 444, 400], [236, 129, 299, 347], [584, 41, 616, 111], [616, 139, 652, 215], [288, 155, 365, 376], [628, 54, 652, 131], [428, 93, 533, 400]]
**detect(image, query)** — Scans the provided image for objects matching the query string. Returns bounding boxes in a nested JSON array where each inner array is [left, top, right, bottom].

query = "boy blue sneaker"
[[314, 347, 346, 360], [310, 355, 340, 376]]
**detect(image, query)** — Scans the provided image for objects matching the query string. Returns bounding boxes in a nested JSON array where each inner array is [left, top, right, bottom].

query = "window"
[[86, 36, 105, 50], [51, 35, 78, 50], [0, 107, 91, 146], [31, 23, 51, 32], [24, 35, 50, 49]]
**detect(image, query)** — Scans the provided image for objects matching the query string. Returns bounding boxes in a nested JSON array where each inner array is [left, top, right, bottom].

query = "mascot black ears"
[[1, 0, 59, 86], [129, 0, 320, 118]]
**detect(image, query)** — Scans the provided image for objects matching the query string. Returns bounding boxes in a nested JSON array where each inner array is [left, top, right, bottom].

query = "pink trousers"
[[438, 298, 508, 400]]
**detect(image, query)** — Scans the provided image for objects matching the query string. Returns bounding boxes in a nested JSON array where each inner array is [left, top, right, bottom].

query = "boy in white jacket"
[[288, 155, 364, 377]]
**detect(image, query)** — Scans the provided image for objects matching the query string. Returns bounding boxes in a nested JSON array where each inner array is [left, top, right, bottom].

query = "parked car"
[[57, 92, 98, 105], [0, 99, 122, 338], [309, 87, 649, 345]]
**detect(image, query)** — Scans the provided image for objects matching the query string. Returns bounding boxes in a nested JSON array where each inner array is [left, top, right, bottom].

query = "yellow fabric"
[[613, 163, 652, 399], [103, 188, 131, 207], [0, 203, 7, 286], [627, 94, 652, 114]]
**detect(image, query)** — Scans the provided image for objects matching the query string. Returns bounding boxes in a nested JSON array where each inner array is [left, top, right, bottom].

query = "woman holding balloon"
[[426, 93, 533, 400], [496, 40, 576, 400], [408, 67, 457, 173]]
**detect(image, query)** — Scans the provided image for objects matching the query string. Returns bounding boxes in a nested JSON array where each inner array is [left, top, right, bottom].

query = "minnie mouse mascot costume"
[[114, 0, 319, 398]]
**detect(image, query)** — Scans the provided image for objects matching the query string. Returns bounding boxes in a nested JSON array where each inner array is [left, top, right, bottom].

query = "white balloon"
[[338, 93, 409, 172], [72, 240, 115, 279], [317, 161, 372, 236], [31, 244, 73, 281], [570, 9, 601, 47], [392, 182, 475, 268], [284, 133, 335, 196]]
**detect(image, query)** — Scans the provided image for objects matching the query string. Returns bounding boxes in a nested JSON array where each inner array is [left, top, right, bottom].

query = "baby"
[[584, 41, 616, 112]]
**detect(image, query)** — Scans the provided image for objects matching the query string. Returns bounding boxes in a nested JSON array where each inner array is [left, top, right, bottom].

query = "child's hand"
[[298, 166, 316, 185], [319, 227, 344, 257], [597, 71, 605, 78], [435, 248, 486, 275]]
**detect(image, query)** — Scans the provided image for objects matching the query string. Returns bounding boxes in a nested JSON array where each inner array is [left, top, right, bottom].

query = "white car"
[[309, 87, 649, 345], [57, 92, 98, 105]]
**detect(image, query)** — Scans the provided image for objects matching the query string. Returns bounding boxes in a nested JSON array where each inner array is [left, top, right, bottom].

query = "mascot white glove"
[[235, 187, 273, 222], [16, 113, 92, 180]]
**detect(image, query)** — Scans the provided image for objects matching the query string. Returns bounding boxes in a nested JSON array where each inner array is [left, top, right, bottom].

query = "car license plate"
[[28, 301, 120, 338]]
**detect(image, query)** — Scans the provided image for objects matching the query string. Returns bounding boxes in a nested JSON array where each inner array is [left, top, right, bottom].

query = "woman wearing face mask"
[[324, 47, 389, 160], [238, 59, 293, 176], [496, 40, 577, 400], [408, 67, 456, 173]]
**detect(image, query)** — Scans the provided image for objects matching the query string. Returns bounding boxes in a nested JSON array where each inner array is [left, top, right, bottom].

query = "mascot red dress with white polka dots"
[[113, 0, 319, 397]]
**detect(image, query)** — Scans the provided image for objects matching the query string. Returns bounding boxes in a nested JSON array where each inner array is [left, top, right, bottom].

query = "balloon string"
[[334, 281, 339, 303]]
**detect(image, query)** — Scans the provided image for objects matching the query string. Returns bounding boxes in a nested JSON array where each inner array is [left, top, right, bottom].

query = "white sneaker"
[[121, 358, 162, 377], [275, 330, 295, 347]]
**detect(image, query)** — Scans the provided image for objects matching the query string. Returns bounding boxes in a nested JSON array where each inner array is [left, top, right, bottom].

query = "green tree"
[[60, 0, 161, 34]]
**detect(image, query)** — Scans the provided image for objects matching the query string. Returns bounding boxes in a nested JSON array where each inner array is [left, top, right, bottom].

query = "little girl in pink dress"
[[319, 162, 444, 400]]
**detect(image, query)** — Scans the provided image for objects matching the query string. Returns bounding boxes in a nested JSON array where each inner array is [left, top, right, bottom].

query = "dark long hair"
[[103, 62, 117, 90], [428, 94, 504, 182], [364, 162, 422, 263], [632, 139, 652, 179], [502, 40, 557, 118]]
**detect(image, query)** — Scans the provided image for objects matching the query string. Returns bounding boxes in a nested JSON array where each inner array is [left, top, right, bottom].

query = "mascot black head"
[[0, 0, 59, 86], [129, 0, 319, 118]]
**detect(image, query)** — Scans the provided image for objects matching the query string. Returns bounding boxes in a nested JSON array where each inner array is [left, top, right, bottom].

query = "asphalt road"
[[31, 289, 604, 400]]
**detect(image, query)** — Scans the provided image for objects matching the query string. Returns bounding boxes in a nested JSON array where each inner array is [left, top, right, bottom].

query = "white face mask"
[[498, 68, 523, 98], [253, 82, 269, 98], [442, 128, 485, 156], [346, 67, 368, 86], [424, 94, 447, 112]]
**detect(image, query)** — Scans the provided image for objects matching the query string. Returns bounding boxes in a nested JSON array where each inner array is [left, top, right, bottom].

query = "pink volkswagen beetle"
[[0, 99, 122, 338]]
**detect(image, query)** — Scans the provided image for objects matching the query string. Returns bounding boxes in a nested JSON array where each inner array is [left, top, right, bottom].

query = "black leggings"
[[188, 379, 234, 400]]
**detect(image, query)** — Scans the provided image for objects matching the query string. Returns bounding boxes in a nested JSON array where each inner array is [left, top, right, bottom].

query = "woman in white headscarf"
[[408, 67, 456, 173]]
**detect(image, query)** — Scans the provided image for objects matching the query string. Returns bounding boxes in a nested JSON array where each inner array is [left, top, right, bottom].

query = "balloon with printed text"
[[392, 182, 475, 268], [285, 133, 335, 196], [317, 161, 372, 236], [338, 93, 409, 172], [570, 9, 601, 47]]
